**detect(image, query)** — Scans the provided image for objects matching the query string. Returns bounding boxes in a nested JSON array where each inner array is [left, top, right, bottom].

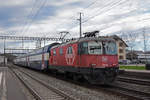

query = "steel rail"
[[117, 76, 150, 86], [9, 67, 43, 100], [15, 67, 75, 100], [110, 85, 150, 100]]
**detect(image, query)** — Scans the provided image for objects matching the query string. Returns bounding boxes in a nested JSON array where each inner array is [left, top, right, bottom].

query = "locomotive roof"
[[51, 37, 116, 49]]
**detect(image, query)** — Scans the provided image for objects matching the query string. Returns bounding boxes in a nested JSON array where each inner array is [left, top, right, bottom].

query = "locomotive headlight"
[[102, 56, 108, 62], [113, 64, 116, 66], [91, 64, 96, 67], [91, 64, 96, 66]]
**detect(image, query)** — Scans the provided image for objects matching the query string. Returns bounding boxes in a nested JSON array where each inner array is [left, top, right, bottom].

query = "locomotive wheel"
[[105, 75, 116, 84], [65, 72, 73, 79], [104, 70, 117, 84], [73, 73, 78, 81], [83, 74, 93, 84], [83, 74, 105, 84]]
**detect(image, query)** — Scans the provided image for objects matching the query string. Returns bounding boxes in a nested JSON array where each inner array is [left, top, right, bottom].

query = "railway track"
[[119, 70, 150, 80], [117, 76, 150, 86], [10, 66, 75, 100], [11, 65, 127, 100], [10, 64, 150, 100], [110, 75, 150, 100], [10, 67, 42, 100], [108, 81, 150, 100]]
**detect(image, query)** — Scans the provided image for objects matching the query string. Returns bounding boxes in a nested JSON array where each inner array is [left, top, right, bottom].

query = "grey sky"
[[0, 0, 150, 52]]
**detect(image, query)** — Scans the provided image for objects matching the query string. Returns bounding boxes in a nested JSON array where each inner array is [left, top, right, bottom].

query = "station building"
[[111, 35, 128, 61]]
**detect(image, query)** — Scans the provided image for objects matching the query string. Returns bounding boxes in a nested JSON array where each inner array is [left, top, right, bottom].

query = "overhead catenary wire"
[[22, 0, 48, 35], [20, 0, 43, 36], [70, 0, 125, 30], [69, 0, 127, 35], [51, 0, 100, 33], [20, 0, 44, 48], [18, 0, 47, 49], [82, 0, 127, 23], [83, 0, 99, 10]]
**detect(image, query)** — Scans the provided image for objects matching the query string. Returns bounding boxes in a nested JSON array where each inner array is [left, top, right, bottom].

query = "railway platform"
[[0, 66, 28, 100]]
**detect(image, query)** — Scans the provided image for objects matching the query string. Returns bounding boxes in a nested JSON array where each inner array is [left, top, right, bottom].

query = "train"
[[14, 37, 119, 84]]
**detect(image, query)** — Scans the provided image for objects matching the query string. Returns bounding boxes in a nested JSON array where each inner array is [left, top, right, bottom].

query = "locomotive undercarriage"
[[50, 65, 119, 85], [82, 67, 119, 85]]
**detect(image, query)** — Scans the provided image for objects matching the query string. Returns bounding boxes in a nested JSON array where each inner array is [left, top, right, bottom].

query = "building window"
[[119, 49, 123, 53], [59, 48, 63, 55], [119, 56, 123, 59], [119, 42, 123, 47]]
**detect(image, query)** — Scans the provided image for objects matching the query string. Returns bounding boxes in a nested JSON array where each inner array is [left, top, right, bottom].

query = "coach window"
[[53, 49, 56, 56], [67, 46, 73, 54], [59, 48, 63, 55]]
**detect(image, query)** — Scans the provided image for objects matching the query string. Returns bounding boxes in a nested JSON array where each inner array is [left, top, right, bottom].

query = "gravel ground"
[[16, 66, 127, 100]]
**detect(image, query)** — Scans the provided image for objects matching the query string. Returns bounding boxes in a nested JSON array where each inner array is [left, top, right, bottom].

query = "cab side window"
[[78, 42, 88, 54], [53, 49, 56, 56], [59, 48, 63, 55], [67, 46, 73, 54]]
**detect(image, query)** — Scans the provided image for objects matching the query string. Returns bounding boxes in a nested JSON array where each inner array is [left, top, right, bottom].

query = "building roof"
[[109, 35, 128, 47]]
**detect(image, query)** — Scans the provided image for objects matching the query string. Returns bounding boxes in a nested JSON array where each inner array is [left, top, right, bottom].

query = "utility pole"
[[4, 39, 5, 66], [77, 12, 83, 38], [143, 28, 146, 53], [22, 38, 24, 49], [131, 46, 133, 61], [143, 27, 147, 63], [44, 39, 46, 47]]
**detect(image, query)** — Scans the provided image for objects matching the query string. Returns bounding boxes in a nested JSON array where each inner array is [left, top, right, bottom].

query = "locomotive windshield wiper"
[[90, 47, 101, 50]]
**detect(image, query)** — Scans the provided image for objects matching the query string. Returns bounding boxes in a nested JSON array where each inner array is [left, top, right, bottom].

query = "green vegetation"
[[119, 65, 145, 70]]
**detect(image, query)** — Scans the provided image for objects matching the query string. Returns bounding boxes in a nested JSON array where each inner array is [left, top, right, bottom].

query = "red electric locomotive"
[[49, 37, 119, 84]]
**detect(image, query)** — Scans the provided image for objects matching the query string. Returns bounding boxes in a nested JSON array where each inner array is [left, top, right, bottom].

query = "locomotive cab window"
[[82, 42, 88, 54], [78, 41, 102, 55], [104, 41, 117, 55], [88, 41, 102, 54]]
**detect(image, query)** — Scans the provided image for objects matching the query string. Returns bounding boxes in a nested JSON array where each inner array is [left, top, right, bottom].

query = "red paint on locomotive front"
[[76, 55, 118, 68]]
